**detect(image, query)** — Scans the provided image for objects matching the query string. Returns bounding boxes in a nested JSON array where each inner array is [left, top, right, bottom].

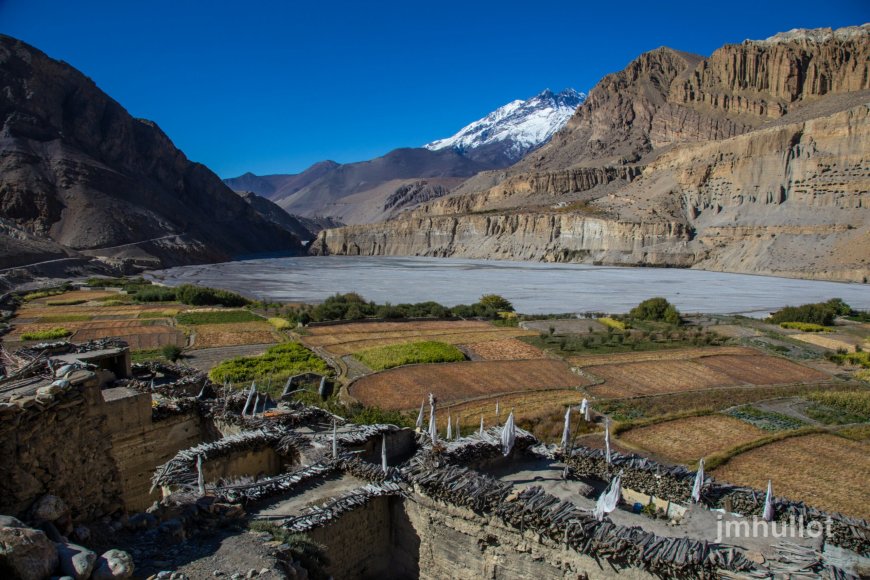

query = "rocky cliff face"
[[314, 25, 870, 282], [0, 35, 304, 271]]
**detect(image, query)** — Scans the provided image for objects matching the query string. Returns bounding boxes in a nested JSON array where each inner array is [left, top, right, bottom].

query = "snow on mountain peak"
[[424, 88, 586, 163]]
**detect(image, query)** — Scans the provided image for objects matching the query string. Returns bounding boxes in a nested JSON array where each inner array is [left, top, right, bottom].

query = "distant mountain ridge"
[[224, 88, 584, 224], [0, 34, 305, 273], [425, 88, 586, 165]]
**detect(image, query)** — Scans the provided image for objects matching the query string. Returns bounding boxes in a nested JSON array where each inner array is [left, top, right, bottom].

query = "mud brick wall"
[[0, 377, 124, 521]]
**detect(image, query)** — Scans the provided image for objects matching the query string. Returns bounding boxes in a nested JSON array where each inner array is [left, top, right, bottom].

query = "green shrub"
[[134, 286, 177, 302], [478, 294, 514, 312], [21, 327, 72, 341], [209, 342, 329, 391], [175, 310, 261, 325], [598, 317, 626, 331], [768, 298, 852, 326], [353, 341, 466, 371], [268, 317, 292, 330], [629, 297, 681, 325], [174, 284, 249, 307], [162, 344, 184, 362]]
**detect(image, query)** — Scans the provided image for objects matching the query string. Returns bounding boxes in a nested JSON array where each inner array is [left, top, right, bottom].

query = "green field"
[[353, 340, 466, 371], [209, 342, 330, 393], [20, 327, 72, 341], [175, 310, 262, 325]]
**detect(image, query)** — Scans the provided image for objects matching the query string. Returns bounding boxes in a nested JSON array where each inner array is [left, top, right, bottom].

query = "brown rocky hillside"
[[0, 35, 306, 272], [312, 25, 870, 282]]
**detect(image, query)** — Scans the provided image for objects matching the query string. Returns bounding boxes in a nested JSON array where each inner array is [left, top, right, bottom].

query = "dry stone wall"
[[0, 376, 123, 521]]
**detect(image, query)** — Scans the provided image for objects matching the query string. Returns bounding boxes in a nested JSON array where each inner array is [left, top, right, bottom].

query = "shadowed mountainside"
[[0, 35, 306, 272]]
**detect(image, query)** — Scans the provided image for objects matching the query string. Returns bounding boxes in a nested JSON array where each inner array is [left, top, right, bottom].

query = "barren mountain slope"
[[0, 35, 304, 271], [312, 25, 870, 282]]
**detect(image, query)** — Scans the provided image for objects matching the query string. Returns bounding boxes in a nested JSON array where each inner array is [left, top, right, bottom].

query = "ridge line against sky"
[[1, 0, 868, 177]]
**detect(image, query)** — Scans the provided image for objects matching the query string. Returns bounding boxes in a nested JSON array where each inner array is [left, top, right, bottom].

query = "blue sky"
[[2, 0, 867, 177]]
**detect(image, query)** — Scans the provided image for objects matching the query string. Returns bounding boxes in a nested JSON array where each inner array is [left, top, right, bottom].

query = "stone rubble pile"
[[0, 497, 134, 580]]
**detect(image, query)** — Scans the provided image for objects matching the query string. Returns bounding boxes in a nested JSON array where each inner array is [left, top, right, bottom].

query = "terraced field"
[[579, 349, 827, 399], [349, 359, 590, 410], [586, 360, 735, 398], [303, 320, 536, 355], [618, 415, 766, 464], [189, 321, 282, 349], [713, 434, 870, 520], [461, 338, 548, 361]]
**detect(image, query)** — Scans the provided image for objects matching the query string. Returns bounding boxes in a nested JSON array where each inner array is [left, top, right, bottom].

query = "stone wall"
[[202, 448, 285, 484], [102, 387, 210, 512], [306, 496, 397, 579], [306, 494, 657, 580], [0, 374, 124, 521]]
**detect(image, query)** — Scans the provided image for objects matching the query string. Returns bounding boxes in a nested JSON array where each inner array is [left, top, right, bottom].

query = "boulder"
[[91, 549, 134, 579], [56, 542, 97, 580], [0, 526, 59, 580], [0, 515, 25, 529], [30, 494, 70, 523]]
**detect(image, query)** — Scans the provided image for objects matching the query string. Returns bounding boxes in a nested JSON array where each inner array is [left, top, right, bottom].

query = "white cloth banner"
[[593, 475, 622, 521]]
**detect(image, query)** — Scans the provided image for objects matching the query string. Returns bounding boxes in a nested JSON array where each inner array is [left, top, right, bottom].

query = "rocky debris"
[[0, 524, 59, 580], [56, 542, 97, 580], [30, 495, 70, 525], [91, 549, 134, 579]]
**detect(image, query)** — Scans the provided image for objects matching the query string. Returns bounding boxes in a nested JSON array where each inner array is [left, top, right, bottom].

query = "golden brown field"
[[303, 320, 536, 355], [189, 321, 282, 349], [698, 354, 827, 385], [461, 338, 548, 361], [586, 360, 735, 398], [437, 389, 585, 431], [349, 359, 590, 410], [713, 434, 870, 519], [568, 346, 756, 368], [575, 348, 827, 399], [618, 415, 766, 464]]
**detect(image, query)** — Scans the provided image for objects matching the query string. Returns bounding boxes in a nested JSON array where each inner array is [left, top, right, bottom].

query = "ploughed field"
[[712, 434, 870, 520], [349, 359, 591, 410], [618, 415, 767, 464], [573, 347, 827, 399], [461, 338, 549, 361], [302, 320, 536, 355]]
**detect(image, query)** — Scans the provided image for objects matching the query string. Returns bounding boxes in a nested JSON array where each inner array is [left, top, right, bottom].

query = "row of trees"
[[284, 292, 514, 325], [768, 298, 853, 326]]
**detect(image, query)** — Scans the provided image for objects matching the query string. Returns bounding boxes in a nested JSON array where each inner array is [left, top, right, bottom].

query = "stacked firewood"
[[210, 461, 336, 504], [277, 482, 406, 533]]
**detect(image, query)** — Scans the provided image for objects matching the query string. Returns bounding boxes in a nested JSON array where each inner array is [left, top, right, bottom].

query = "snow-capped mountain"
[[425, 88, 585, 165]]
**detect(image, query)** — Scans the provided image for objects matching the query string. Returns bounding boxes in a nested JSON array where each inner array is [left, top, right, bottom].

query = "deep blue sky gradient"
[[1, 0, 867, 177]]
